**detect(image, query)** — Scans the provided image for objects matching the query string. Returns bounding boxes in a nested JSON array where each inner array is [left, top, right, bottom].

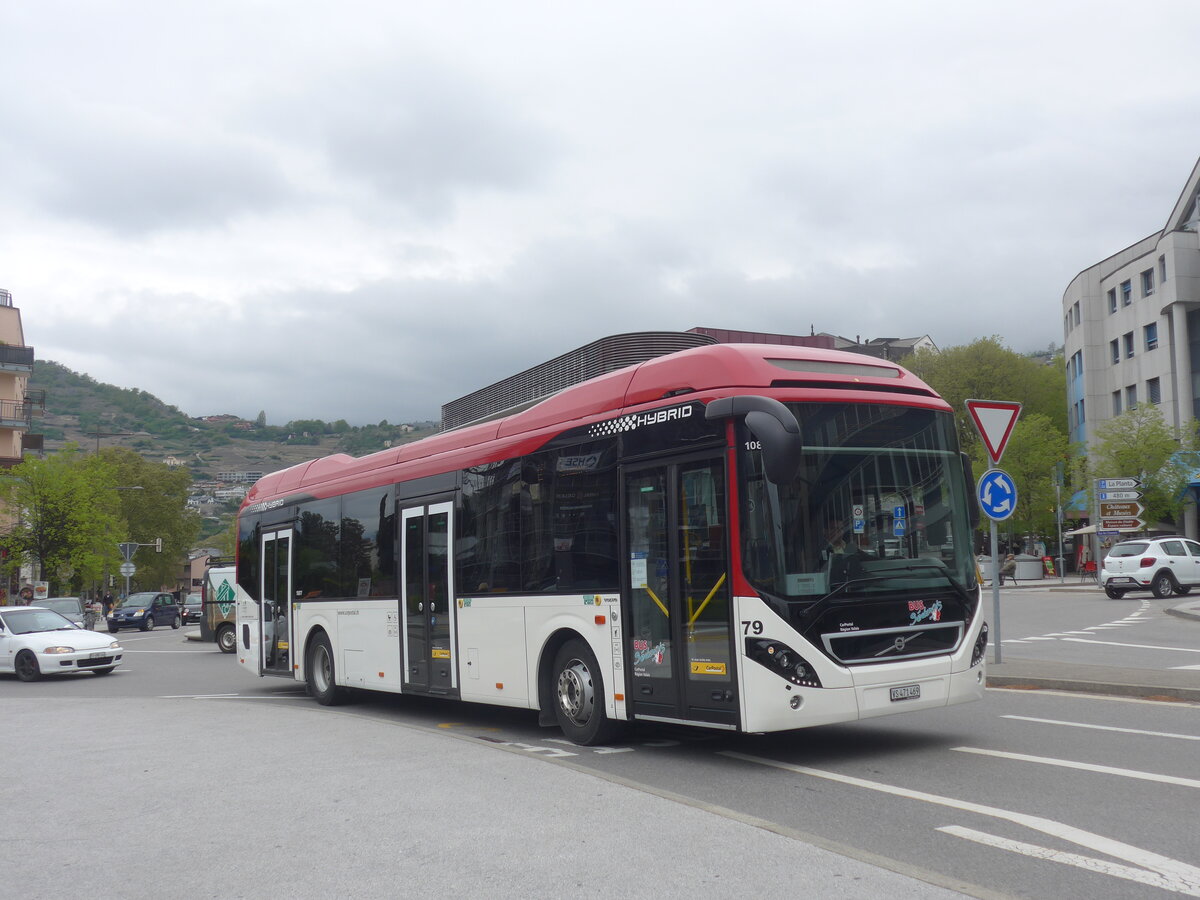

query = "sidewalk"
[[984, 593, 1200, 703]]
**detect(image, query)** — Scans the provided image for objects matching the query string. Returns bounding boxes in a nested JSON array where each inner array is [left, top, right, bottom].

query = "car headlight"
[[43, 646, 74, 654], [109, 642, 120, 649]]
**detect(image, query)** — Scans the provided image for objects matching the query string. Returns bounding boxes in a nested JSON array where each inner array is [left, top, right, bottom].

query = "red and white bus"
[[235, 341, 987, 744]]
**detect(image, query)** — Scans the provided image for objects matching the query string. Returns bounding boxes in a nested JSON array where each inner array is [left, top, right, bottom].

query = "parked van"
[[200, 565, 242, 653]]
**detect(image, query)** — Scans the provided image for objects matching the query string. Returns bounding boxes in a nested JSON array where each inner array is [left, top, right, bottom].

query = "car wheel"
[[14, 650, 41, 682], [92, 667, 116, 676], [307, 632, 345, 706], [1176, 585, 1193, 595], [171, 615, 181, 629], [108, 625, 119, 634], [1103, 584, 1126, 599], [550, 639, 623, 746], [141, 616, 154, 631], [216, 624, 236, 654], [1151, 572, 1176, 599]]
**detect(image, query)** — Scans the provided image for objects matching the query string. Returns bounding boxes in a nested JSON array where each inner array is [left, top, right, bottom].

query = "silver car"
[[38, 597, 86, 628]]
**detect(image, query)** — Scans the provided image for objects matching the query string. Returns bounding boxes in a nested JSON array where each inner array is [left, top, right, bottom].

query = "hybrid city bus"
[[235, 339, 986, 744]]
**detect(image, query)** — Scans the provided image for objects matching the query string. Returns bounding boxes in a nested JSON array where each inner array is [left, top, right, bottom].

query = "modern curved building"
[[1062, 157, 1200, 534]]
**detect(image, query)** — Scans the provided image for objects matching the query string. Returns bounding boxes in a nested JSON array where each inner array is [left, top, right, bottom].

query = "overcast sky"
[[3, 1, 1200, 427]]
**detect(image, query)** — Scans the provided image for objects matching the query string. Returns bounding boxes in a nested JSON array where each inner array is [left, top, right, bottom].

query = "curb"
[[986, 673, 1200, 703]]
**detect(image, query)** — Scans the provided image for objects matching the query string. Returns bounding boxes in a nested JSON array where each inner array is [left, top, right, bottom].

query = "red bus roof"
[[243, 342, 945, 509]]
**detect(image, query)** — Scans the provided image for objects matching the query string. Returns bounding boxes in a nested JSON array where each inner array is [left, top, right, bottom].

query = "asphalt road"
[[2, 591, 1198, 899]]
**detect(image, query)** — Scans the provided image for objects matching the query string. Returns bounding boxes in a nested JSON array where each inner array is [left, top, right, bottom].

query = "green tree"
[[0, 446, 124, 593], [993, 413, 1070, 542], [906, 337, 1066, 459], [1088, 404, 1192, 529], [98, 448, 202, 590]]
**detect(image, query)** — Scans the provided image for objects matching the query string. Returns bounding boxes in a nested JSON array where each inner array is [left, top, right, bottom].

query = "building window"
[[1079, 398, 1085, 424], [1126, 385, 1137, 409], [1145, 322, 1159, 351], [1159, 255, 1167, 283], [1108, 288, 1118, 313], [1148, 377, 1161, 405], [1121, 280, 1132, 305], [1123, 332, 1135, 358], [1110, 339, 1120, 364], [1142, 269, 1155, 296], [1113, 391, 1122, 415], [1073, 301, 1081, 325]]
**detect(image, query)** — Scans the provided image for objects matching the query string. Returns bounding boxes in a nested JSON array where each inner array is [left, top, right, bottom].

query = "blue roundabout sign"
[[977, 469, 1017, 521]]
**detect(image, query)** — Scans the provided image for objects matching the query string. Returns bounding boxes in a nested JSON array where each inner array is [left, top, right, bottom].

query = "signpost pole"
[[990, 517, 1001, 663]]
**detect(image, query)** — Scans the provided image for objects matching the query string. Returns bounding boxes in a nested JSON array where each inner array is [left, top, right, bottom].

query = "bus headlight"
[[745, 638, 822, 688], [971, 622, 988, 667]]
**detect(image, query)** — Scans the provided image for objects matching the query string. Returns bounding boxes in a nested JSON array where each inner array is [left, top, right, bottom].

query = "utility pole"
[[86, 430, 133, 452]]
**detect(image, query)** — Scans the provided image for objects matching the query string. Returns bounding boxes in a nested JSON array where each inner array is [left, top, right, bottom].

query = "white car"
[[1100, 536, 1200, 598], [0, 605, 124, 681]]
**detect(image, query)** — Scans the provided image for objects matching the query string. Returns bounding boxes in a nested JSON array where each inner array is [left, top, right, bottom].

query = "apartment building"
[[0, 289, 41, 467], [1062, 157, 1200, 532]]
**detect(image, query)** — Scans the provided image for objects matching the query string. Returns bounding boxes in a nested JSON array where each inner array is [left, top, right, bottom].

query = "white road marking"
[[1001, 715, 1200, 742], [953, 746, 1200, 789], [1060, 637, 1200, 654], [1174, 665, 1200, 670], [721, 751, 1200, 889], [938, 826, 1200, 897], [121, 649, 214, 653]]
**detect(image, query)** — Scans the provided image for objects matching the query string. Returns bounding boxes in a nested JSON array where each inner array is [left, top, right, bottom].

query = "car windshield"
[[1108, 543, 1149, 558], [0, 607, 76, 634], [41, 599, 81, 615], [117, 593, 157, 608]]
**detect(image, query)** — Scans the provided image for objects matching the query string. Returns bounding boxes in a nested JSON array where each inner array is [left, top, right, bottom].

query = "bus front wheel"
[[551, 639, 622, 746], [216, 624, 236, 653], [307, 633, 345, 706]]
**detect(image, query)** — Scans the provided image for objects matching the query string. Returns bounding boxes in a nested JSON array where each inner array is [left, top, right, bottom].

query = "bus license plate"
[[890, 684, 920, 701]]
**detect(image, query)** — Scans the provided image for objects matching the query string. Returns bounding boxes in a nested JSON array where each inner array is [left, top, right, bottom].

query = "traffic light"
[[155, 537, 163, 552]]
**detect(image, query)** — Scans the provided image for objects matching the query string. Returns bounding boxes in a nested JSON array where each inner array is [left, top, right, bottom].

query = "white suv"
[[1100, 536, 1200, 598]]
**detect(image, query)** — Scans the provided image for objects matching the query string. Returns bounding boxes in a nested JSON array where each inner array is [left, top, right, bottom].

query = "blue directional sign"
[[893, 518, 907, 537], [977, 469, 1017, 521]]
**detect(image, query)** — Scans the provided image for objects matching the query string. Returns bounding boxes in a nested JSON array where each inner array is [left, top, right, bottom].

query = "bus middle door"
[[624, 455, 737, 729], [401, 501, 458, 696]]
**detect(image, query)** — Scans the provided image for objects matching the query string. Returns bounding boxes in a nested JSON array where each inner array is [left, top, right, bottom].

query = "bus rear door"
[[623, 454, 737, 729]]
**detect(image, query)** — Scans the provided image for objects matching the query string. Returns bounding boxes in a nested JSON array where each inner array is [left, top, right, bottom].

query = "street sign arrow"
[[1099, 501, 1144, 518], [1099, 517, 1143, 531], [1099, 490, 1142, 501], [1098, 477, 1141, 490], [965, 400, 1022, 465]]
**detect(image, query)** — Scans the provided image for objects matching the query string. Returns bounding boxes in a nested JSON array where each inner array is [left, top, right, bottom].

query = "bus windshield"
[[739, 402, 975, 602]]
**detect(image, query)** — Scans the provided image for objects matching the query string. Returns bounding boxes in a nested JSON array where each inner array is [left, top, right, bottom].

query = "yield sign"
[[965, 399, 1022, 465]]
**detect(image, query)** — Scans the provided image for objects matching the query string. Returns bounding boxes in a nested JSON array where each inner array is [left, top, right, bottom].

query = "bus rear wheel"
[[307, 633, 345, 706], [551, 639, 621, 746]]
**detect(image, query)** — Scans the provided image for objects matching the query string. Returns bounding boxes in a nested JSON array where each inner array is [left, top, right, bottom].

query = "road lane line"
[[1000, 714, 1200, 742], [1060, 637, 1200, 653], [937, 826, 1200, 897], [953, 746, 1200, 789], [720, 751, 1200, 883]]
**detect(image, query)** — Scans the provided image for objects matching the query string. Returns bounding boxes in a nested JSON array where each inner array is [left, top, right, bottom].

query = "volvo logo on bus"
[[587, 403, 694, 438]]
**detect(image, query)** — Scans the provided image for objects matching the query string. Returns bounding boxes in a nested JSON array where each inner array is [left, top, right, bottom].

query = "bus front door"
[[624, 456, 737, 729], [401, 501, 457, 695], [260, 529, 293, 677]]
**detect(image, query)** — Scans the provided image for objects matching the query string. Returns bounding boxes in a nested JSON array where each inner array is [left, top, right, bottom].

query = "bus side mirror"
[[706, 395, 804, 485]]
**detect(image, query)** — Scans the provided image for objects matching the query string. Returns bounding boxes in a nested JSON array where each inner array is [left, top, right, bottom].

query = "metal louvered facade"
[[440, 331, 717, 430]]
